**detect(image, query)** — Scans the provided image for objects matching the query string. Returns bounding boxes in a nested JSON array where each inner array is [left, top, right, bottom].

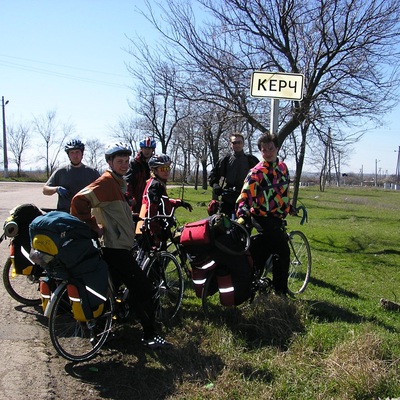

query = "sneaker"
[[142, 335, 172, 349]]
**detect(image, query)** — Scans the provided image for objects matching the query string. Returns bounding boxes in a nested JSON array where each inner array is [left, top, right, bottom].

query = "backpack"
[[29, 211, 109, 320], [4, 204, 44, 274]]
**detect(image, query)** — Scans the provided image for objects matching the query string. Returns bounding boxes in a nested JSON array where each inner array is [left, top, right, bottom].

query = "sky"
[[1, 0, 399, 176]]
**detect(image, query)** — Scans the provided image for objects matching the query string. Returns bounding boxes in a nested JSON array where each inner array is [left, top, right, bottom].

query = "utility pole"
[[396, 145, 400, 186], [2, 96, 9, 178]]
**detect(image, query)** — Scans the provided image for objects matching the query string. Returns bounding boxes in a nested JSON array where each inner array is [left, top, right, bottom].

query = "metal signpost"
[[250, 71, 304, 134]]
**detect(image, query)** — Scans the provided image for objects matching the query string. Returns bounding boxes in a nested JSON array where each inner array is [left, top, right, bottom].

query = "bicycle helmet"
[[140, 137, 157, 149], [105, 142, 132, 161], [65, 139, 85, 153], [148, 154, 171, 169]]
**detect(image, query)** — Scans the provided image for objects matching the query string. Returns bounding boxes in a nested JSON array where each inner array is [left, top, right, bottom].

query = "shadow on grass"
[[308, 275, 360, 299], [61, 316, 275, 400], [63, 324, 226, 400]]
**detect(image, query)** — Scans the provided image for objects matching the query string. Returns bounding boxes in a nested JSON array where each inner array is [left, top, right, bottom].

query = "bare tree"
[[126, 37, 192, 154], [111, 115, 144, 153], [136, 0, 400, 199], [33, 110, 75, 178], [8, 122, 31, 177], [85, 139, 106, 172]]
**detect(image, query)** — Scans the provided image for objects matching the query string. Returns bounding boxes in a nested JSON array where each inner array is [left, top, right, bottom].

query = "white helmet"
[[105, 142, 132, 161]]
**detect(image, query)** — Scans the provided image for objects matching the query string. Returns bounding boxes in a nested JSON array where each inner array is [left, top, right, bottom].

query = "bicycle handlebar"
[[139, 214, 177, 232], [295, 205, 308, 225]]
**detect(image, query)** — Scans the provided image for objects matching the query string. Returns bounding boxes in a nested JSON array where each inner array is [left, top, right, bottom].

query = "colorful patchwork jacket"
[[236, 159, 291, 219]]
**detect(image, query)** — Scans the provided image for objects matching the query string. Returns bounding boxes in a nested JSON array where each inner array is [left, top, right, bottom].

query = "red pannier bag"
[[191, 257, 217, 298], [180, 218, 212, 248]]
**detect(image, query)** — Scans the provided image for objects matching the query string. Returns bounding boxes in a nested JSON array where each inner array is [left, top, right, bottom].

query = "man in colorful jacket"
[[236, 133, 294, 296]]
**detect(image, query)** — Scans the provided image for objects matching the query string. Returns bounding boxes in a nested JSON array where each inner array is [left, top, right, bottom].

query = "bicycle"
[[201, 206, 311, 319], [30, 241, 132, 362], [1, 205, 52, 306], [135, 213, 184, 323]]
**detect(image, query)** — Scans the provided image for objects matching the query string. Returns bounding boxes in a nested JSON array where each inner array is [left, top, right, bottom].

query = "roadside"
[[0, 182, 104, 399]]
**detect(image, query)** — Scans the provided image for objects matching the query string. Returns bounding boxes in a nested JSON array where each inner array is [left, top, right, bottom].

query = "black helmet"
[[148, 154, 171, 169], [105, 142, 132, 161], [65, 139, 85, 153]]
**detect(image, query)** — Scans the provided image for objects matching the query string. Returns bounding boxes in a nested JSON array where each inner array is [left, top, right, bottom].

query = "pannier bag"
[[39, 280, 51, 313], [190, 257, 217, 298], [214, 252, 254, 306], [4, 204, 43, 275], [181, 214, 253, 306], [29, 211, 109, 321], [180, 214, 250, 257]]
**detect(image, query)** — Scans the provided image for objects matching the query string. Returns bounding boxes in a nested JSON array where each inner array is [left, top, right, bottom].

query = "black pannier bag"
[[29, 211, 109, 321], [4, 204, 44, 274]]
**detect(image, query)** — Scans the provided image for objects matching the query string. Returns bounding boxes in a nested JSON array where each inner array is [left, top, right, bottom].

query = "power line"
[[0, 54, 130, 89]]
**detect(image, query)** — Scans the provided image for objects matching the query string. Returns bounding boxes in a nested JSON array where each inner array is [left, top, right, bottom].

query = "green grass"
[[81, 185, 400, 399], [168, 185, 400, 399]]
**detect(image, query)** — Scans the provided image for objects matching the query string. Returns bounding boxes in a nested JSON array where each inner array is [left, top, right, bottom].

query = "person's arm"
[[42, 185, 59, 196], [70, 189, 102, 236]]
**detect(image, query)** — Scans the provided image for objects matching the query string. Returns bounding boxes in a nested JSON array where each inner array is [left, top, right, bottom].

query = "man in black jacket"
[[208, 132, 259, 217]]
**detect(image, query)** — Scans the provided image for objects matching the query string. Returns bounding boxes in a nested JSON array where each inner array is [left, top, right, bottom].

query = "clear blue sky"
[[1, 1, 399, 175]]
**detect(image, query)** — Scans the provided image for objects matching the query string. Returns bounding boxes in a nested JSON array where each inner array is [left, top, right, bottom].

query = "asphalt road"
[[0, 182, 76, 399]]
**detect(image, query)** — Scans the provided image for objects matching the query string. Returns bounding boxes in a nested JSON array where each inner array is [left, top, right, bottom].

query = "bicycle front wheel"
[[145, 251, 184, 323], [287, 231, 312, 295], [48, 284, 113, 362], [2, 257, 42, 306]]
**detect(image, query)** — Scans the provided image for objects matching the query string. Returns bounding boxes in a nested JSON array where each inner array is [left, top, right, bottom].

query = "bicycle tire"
[[145, 251, 184, 323], [48, 284, 113, 362], [2, 257, 42, 306], [166, 241, 192, 281], [287, 230, 312, 295]]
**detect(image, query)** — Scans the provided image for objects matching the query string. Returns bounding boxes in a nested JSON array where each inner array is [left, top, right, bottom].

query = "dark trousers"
[[102, 247, 155, 339], [251, 216, 290, 294], [220, 191, 240, 219]]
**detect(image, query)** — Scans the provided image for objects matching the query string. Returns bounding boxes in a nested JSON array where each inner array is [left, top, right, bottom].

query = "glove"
[[213, 184, 223, 196], [57, 186, 69, 198], [181, 201, 193, 212], [289, 205, 298, 216]]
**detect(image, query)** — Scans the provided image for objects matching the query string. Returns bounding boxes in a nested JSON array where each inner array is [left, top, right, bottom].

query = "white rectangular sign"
[[250, 71, 304, 101]]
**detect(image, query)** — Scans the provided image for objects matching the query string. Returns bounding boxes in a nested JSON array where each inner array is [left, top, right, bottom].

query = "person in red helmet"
[[124, 136, 157, 214], [43, 139, 100, 212]]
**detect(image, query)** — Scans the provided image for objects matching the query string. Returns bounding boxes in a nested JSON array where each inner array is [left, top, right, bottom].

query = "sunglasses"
[[158, 166, 171, 172], [231, 141, 242, 145]]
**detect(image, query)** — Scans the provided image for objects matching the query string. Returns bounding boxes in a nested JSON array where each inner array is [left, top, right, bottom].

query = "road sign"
[[250, 71, 304, 101]]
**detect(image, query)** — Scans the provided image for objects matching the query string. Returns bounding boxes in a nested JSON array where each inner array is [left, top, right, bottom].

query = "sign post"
[[250, 71, 304, 135]]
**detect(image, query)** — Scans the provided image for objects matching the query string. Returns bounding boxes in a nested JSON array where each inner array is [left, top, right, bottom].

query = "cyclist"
[[124, 136, 157, 214], [136, 153, 193, 247], [43, 139, 100, 212], [208, 132, 258, 218], [236, 133, 296, 297], [70, 142, 171, 349]]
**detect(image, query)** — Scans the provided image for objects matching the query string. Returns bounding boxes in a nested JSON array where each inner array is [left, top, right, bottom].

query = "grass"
[[169, 185, 399, 399], [66, 185, 400, 398]]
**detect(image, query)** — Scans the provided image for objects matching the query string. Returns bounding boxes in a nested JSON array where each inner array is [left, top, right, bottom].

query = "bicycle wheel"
[[287, 230, 312, 295], [2, 257, 42, 306], [145, 251, 184, 323], [167, 241, 192, 281], [48, 284, 113, 362]]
